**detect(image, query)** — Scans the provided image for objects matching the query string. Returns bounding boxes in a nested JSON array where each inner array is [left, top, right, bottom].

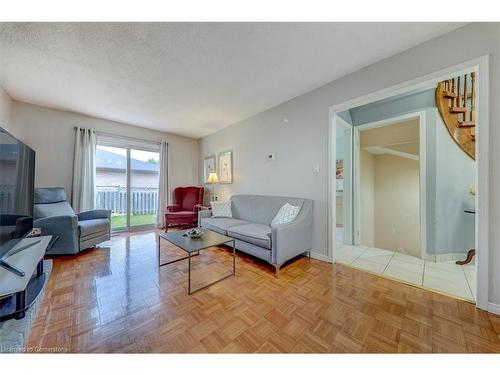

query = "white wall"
[[200, 95, 328, 257], [0, 87, 12, 132], [199, 23, 500, 305], [358, 121, 421, 257], [434, 112, 475, 254], [9, 101, 199, 202], [374, 155, 421, 257]]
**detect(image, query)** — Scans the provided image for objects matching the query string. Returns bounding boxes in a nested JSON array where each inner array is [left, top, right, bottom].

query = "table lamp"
[[207, 172, 219, 201]]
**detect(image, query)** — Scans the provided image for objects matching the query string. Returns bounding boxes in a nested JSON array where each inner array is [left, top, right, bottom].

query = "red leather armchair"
[[164, 186, 205, 231]]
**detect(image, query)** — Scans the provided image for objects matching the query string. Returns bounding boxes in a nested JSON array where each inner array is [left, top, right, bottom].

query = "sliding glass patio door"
[[95, 142, 160, 231], [130, 148, 160, 228], [95, 145, 128, 230]]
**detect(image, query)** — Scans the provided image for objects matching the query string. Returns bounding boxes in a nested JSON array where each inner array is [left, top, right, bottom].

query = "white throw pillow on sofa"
[[271, 203, 301, 226], [211, 200, 232, 218]]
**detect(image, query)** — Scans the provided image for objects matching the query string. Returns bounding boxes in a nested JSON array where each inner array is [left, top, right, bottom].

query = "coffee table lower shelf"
[[158, 231, 236, 295]]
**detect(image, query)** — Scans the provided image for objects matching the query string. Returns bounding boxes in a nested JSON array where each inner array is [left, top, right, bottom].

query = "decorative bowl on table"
[[185, 228, 204, 239]]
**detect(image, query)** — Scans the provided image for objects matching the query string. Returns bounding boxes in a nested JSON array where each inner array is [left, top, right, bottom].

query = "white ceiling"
[[0, 23, 464, 139]]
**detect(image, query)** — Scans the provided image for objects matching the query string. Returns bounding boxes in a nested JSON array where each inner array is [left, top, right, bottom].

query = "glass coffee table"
[[158, 229, 236, 294]]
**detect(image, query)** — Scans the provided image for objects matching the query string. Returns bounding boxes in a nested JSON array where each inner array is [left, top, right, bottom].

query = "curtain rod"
[[73, 126, 164, 146]]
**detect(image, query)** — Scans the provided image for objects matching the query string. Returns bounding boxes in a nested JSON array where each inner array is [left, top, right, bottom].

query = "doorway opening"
[[330, 65, 482, 304], [357, 118, 421, 259]]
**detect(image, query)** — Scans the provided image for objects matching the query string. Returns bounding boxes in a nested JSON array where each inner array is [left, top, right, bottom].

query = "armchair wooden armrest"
[[194, 204, 211, 212]]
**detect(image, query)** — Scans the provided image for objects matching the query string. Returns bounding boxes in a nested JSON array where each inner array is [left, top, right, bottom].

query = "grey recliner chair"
[[33, 187, 111, 255]]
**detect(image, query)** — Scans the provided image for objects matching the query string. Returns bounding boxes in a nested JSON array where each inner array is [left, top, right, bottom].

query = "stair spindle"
[[456, 76, 461, 113], [463, 74, 468, 123], [449, 80, 453, 106], [471, 72, 476, 122], [451, 78, 456, 107]]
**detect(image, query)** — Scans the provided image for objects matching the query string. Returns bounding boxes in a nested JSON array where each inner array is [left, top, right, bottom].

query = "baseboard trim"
[[310, 251, 332, 263], [423, 252, 470, 263], [488, 302, 500, 316]]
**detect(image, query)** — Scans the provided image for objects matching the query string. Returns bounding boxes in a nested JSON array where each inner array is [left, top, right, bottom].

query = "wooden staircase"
[[435, 72, 476, 160]]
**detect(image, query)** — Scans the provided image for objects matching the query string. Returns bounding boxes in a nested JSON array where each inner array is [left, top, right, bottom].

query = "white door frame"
[[333, 116, 354, 247], [352, 111, 427, 259], [328, 55, 489, 310]]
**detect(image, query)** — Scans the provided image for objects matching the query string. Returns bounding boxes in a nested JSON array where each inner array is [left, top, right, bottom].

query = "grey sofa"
[[33, 188, 111, 255], [199, 194, 313, 276]]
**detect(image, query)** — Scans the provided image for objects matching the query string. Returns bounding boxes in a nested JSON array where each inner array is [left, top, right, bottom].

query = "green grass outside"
[[111, 214, 156, 229]]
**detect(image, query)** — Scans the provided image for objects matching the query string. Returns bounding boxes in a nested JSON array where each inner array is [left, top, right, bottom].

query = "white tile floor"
[[335, 244, 476, 302]]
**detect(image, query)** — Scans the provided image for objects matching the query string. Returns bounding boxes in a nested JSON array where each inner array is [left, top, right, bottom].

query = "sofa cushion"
[[200, 217, 249, 235], [211, 200, 232, 218], [227, 223, 272, 250], [78, 218, 110, 238], [231, 195, 305, 225], [34, 201, 75, 219], [271, 203, 301, 226]]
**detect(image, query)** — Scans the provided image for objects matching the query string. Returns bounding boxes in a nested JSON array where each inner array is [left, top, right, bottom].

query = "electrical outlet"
[[313, 164, 320, 173]]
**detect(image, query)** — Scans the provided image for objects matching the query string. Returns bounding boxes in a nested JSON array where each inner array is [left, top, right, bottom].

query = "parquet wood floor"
[[26, 230, 500, 353]]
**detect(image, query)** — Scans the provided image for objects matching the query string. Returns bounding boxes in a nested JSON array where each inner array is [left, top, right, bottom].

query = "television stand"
[[0, 259, 25, 277], [0, 236, 51, 321]]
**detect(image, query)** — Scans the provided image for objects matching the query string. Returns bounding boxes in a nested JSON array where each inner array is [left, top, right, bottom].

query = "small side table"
[[0, 236, 52, 321], [456, 210, 475, 265]]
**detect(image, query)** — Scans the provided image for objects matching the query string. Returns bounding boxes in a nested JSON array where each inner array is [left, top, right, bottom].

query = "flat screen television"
[[0, 127, 35, 259]]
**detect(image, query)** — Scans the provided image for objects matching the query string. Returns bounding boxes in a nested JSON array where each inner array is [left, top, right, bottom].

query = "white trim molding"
[[310, 251, 333, 263], [326, 107, 336, 263], [427, 253, 473, 263], [488, 303, 500, 316], [474, 55, 490, 311]]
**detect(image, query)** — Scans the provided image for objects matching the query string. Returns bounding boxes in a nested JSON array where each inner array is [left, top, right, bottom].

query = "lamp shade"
[[207, 172, 219, 184]]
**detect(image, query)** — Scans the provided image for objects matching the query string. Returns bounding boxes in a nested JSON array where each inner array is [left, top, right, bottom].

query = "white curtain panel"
[[156, 141, 169, 227], [72, 127, 96, 212]]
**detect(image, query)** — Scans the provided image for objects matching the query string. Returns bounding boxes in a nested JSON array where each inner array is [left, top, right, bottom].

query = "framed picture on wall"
[[203, 155, 216, 183], [218, 150, 233, 184]]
